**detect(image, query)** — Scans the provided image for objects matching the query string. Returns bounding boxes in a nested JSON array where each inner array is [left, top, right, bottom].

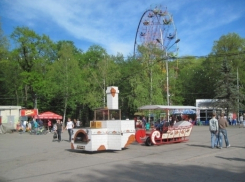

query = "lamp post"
[[157, 33, 180, 121], [237, 67, 239, 122], [156, 37, 180, 106], [102, 54, 107, 108]]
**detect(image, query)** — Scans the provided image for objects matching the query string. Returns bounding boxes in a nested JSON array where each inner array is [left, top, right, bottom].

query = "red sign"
[[21, 109, 38, 116]]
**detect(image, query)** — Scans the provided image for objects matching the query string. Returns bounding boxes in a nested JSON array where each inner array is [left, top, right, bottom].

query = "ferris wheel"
[[134, 5, 179, 57]]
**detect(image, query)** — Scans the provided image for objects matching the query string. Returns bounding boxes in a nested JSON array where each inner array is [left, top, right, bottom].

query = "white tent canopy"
[[173, 120, 192, 127], [138, 105, 197, 110]]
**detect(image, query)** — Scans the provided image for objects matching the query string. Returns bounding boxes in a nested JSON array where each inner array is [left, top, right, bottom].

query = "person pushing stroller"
[[53, 120, 63, 142], [52, 121, 58, 142]]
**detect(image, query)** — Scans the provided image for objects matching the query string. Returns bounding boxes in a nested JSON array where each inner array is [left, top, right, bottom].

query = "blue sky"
[[0, 0, 245, 57]]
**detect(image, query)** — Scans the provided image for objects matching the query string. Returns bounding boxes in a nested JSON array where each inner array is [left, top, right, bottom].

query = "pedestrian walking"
[[33, 119, 39, 133], [209, 113, 220, 149], [66, 118, 74, 142], [76, 119, 81, 128], [52, 121, 58, 141], [228, 116, 232, 125], [73, 119, 77, 128], [48, 120, 52, 132], [239, 115, 243, 128], [53, 122, 57, 132], [218, 113, 231, 148], [142, 116, 146, 129], [27, 121, 32, 130], [22, 120, 27, 132], [243, 114, 245, 128], [56, 119, 62, 142]]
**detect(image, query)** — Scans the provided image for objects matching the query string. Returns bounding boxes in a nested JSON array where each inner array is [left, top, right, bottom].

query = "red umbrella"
[[34, 111, 62, 119]]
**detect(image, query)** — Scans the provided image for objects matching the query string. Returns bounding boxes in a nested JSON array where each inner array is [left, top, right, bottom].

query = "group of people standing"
[[52, 118, 81, 142], [21, 119, 42, 132], [209, 113, 230, 149]]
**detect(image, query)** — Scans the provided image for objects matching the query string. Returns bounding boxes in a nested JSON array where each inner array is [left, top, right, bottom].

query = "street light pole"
[[237, 67, 239, 122], [166, 48, 170, 106], [166, 38, 180, 106], [157, 32, 180, 122], [156, 35, 180, 106]]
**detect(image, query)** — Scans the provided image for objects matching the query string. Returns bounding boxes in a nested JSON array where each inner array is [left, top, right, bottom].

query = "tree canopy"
[[0, 22, 245, 122]]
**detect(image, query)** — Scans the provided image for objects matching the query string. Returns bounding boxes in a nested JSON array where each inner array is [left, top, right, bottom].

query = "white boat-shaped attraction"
[[135, 105, 197, 146]]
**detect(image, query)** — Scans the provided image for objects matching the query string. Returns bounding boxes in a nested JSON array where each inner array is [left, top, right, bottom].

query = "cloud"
[[176, 2, 244, 56], [2, 0, 142, 55], [1, 0, 245, 57]]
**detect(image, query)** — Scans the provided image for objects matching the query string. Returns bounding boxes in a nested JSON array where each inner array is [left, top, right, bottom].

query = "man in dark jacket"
[[218, 113, 231, 148], [56, 119, 63, 142]]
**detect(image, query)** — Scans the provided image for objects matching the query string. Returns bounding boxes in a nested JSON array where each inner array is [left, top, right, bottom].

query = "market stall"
[[34, 111, 62, 129]]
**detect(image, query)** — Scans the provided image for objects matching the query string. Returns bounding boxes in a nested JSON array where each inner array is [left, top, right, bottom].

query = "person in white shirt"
[[243, 114, 245, 128], [76, 119, 81, 128], [22, 120, 27, 132], [239, 115, 244, 128], [28, 121, 32, 130], [66, 118, 74, 142]]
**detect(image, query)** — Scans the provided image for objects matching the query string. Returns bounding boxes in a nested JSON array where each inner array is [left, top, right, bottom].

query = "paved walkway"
[[0, 126, 244, 182]]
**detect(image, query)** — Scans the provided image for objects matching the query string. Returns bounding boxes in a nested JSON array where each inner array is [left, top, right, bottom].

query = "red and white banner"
[[20, 109, 38, 116]]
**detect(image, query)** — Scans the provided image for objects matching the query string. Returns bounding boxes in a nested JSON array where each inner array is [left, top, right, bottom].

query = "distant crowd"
[[19, 117, 82, 133]]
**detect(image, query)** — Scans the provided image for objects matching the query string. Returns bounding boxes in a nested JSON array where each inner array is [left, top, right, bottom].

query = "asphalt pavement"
[[0, 125, 244, 182]]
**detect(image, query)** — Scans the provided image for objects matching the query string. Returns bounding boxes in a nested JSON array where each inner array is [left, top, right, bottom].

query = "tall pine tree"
[[213, 59, 244, 115], [211, 33, 245, 116]]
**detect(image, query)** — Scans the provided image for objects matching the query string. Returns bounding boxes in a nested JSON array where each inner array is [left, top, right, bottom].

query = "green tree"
[[0, 20, 10, 105], [169, 58, 185, 105], [111, 54, 139, 118], [117, 56, 144, 116], [81, 45, 120, 109], [0, 54, 23, 105], [213, 60, 244, 114], [46, 42, 83, 121], [0, 21, 9, 58], [10, 26, 56, 108], [124, 43, 167, 113], [211, 33, 245, 114], [176, 58, 197, 105]]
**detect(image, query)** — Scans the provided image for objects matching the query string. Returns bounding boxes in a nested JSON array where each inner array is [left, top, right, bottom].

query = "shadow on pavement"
[[65, 148, 119, 154], [186, 144, 210, 148], [216, 156, 245, 162], [4, 162, 243, 182]]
